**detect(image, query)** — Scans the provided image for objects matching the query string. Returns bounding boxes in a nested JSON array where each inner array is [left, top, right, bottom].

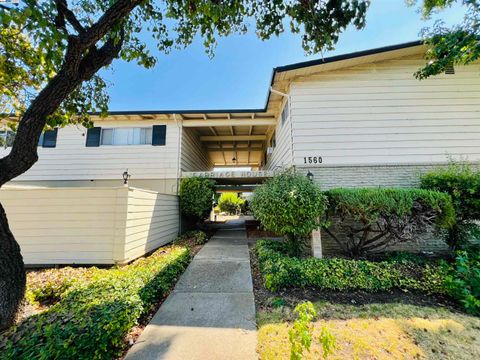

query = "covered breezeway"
[[182, 170, 277, 192]]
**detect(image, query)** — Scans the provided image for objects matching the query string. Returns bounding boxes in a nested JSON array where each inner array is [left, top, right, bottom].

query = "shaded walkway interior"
[[125, 221, 257, 360]]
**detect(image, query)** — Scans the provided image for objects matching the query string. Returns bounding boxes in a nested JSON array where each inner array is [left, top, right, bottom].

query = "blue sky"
[[102, 1, 465, 111]]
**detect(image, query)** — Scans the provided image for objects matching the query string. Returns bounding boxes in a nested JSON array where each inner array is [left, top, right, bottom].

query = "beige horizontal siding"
[[124, 188, 179, 262], [0, 187, 124, 265], [181, 127, 212, 172], [265, 100, 292, 169], [0, 186, 179, 265], [0, 120, 180, 181], [290, 55, 480, 166]]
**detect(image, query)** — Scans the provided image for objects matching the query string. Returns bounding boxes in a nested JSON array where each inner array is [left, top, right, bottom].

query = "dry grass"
[[257, 302, 480, 360]]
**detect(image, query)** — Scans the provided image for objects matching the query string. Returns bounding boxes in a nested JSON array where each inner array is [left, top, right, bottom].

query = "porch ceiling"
[[182, 112, 276, 167]]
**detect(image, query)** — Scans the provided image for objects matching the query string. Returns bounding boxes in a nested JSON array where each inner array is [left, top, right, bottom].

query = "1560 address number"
[[303, 156, 323, 164]]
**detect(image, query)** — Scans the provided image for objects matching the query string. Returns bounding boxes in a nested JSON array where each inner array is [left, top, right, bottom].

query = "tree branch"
[[0, 1, 134, 186], [322, 225, 349, 254], [55, 0, 85, 34]]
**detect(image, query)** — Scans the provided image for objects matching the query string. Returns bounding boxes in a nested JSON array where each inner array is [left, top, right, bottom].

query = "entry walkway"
[[125, 225, 257, 360]]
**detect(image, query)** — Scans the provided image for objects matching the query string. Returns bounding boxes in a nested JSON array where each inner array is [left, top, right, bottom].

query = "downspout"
[[270, 87, 294, 171], [174, 113, 183, 234], [174, 113, 182, 194]]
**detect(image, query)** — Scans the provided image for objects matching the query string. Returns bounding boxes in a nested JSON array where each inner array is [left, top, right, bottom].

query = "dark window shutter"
[[42, 128, 58, 148], [152, 125, 166, 146], [86, 127, 102, 147]]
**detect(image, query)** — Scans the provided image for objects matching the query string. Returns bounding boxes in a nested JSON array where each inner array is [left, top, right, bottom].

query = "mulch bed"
[[248, 243, 461, 315]]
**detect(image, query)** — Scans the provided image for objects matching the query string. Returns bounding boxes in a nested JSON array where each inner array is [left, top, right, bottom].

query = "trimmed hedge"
[[323, 188, 455, 256], [325, 188, 455, 228], [255, 239, 446, 293], [0, 245, 191, 359]]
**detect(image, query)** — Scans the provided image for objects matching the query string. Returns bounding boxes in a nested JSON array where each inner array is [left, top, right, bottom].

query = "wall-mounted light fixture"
[[306, 170, 314, 182], [122, 169, 131, 185]]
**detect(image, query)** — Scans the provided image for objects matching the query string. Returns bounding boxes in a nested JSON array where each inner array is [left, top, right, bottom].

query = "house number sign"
[[303, 156, 323, 164]]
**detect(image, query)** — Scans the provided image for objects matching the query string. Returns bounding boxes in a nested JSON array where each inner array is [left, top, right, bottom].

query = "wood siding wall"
[[0, 186, 179, 265], [0, 120, 180, 181], [265, 100, 293, 170], [124, 188, 179, 261], [181, 127, 212, 172], [289, 55, 480, 166]]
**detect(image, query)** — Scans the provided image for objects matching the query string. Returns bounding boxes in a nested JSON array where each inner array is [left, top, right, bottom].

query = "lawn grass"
[[257, 301, 480, 360]]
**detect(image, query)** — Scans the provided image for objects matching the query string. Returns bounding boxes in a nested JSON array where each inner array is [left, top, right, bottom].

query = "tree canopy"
[[409, 0, 480, 79], [0, 0, 369, 128]]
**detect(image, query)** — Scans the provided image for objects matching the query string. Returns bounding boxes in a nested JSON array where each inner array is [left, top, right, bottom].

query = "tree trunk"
[[0, 201, 26, 331], [0, 0, 140, 330]]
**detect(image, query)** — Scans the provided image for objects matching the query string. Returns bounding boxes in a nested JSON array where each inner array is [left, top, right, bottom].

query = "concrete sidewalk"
[[125, 227, 257, 360]]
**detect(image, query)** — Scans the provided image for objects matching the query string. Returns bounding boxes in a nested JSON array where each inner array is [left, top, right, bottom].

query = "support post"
[[311, 220, 323, 258]]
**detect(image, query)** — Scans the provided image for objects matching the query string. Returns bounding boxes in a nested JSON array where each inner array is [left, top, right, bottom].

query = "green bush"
[[0, 246, 191, 359], [179, 177, 215, 220], [324, 188, 455, 257], [251, 171, 327, 255], [442, 248, 480, 315], [420, 162, 480, 250], [255, 239, 446, 293], [217, 192, 245, 215]]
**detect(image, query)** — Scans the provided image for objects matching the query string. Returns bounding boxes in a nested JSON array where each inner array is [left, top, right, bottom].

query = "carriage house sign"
[[182, 170, 278, 180]]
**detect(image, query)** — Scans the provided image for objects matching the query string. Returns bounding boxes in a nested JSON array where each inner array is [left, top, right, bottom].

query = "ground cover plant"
[[323, 188, 455, 257], [420, 162, 480, 250], [254, 240, 446, 295], [0, 231, 208, 360], [251, 171, 327, 255], [255, 239, 480, 316]]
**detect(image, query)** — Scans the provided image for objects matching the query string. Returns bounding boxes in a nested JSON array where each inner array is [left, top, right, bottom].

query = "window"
[[281, 101, 289, 125], [0, 130, 15, 148], [100, 127, 152, 145]]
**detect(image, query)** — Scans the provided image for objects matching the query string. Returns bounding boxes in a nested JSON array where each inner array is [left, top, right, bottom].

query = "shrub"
[[217, 192, 245, 215], [251, 171, 328, 255], [442, 248, 480, 315], [323, 188, 455, 257], [255, 239, 446, 293], [420, 162, 480, 250], [179, 177, 215, 220], [0, 246, 191, 359]]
